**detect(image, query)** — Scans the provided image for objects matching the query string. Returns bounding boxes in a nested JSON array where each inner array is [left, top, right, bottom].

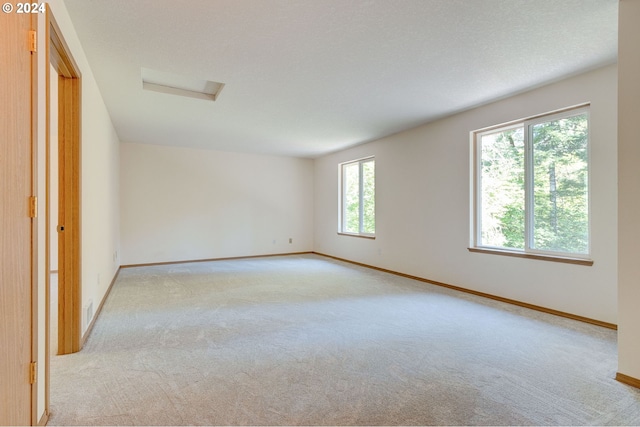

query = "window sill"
[[467, 247, 593, 266], [337, 232, 376, 240]]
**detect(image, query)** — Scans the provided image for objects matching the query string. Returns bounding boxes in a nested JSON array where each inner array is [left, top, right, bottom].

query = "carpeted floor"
[[49, 254, 640, 425]]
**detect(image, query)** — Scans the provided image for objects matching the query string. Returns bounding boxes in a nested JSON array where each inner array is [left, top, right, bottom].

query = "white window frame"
[[471, 104, 591, 262], [339, 156, 375, 238]]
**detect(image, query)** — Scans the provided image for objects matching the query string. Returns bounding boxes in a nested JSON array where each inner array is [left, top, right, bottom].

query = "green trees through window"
[[480, 126, 525, 249], [476, 107, 589, 256], [341, 158, 375, 236]]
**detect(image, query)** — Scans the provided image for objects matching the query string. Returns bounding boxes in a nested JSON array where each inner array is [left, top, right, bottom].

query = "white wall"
[[78, 66, 121, 334], [120, 143, 314, 265], [35, 1, 121, 420], [315, 64, 618, 324], [617, 0, 640, 381]]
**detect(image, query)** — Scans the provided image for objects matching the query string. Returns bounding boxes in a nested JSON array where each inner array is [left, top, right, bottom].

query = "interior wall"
[[120, 143, 314, 265], [617, 0, 640, 381], [78, 67, 121, 334], [314, 64, 618, 324]]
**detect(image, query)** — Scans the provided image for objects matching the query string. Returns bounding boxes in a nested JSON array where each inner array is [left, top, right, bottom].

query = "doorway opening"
[[41, 7, 83, 420]]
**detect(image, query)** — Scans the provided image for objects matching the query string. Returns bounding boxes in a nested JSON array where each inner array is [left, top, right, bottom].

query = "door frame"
[[46, 7, 82, 357]]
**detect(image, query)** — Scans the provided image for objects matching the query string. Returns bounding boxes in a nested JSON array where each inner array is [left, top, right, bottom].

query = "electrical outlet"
[[289, 238, 292, 244]]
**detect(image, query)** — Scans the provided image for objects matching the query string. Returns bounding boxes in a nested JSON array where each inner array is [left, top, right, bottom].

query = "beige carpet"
[[49, 254, 640, 425]]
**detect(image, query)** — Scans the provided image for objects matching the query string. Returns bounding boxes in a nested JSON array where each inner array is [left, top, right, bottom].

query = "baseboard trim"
[[313, 252, 617, 330], [37, 410, 49, 426], [121, 251, 314, 269], [82, 267, 121, 346], [616, 372, 640, 389]]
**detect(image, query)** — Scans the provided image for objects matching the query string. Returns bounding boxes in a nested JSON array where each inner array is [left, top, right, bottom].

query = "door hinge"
[[29, 362, 37, 384], [28, 30, 37, 53], [29, 196, 37, 218]]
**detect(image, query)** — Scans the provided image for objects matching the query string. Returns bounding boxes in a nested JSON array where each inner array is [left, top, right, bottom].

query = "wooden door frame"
[[46, 7, 82, 359]]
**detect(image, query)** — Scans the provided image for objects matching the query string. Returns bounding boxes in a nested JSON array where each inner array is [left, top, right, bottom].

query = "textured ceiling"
[[63, 0, 618, 158]]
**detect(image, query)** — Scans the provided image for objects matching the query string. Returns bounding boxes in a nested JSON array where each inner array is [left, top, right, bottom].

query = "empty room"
[[2, 0, 640, 425]]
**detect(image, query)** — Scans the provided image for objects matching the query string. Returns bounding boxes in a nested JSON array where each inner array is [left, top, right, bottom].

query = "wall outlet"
[[289, 238, 292, 244]]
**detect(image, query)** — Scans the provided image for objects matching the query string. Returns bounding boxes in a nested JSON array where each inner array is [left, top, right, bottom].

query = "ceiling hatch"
[[141, 67, 225, 101]]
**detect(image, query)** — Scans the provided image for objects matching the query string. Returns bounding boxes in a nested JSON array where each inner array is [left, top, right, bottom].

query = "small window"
[[472, 106, 589, 259], [339, 157, 375, 237]]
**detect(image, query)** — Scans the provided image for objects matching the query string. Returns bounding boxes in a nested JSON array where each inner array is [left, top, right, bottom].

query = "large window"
[[340, 157, 375, 237], [473, 106, 589, 259]]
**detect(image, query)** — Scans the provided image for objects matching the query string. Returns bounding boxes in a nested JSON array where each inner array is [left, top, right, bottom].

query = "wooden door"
[[49, 9, 83, 355], [57, 73, 82, 354], [0, 11, 36, 426]]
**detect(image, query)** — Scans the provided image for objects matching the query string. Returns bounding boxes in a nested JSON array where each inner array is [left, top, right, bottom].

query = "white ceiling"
[[63, 0, 618, 158]]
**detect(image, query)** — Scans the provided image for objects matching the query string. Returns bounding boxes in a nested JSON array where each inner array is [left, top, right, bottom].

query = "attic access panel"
[[141, 67, 224, 101]]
